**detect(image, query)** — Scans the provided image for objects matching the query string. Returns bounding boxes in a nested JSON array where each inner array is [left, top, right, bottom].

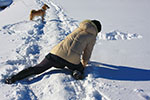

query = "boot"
[[5, 67, 35, 84], [72, 70, 84, 80]]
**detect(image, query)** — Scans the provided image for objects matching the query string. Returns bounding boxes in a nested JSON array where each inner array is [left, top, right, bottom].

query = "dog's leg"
[[42, 13, 44, 22], [30, 14, 33, 20]]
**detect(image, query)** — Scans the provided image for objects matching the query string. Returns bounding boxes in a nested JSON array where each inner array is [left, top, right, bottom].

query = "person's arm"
[[81, 39, 96, 67]]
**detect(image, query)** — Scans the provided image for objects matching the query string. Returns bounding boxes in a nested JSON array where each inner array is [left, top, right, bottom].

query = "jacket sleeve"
[[81, 39, 96, 66]]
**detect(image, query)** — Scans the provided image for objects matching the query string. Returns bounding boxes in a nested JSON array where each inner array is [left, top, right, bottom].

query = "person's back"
[[51, 20, 99, 65]]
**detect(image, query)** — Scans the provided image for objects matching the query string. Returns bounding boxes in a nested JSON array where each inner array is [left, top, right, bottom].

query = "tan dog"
[[30, 4, 50, 21]]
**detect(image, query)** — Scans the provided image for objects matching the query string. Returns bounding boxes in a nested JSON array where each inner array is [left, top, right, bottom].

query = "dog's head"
[[42, 4, 50, 10]]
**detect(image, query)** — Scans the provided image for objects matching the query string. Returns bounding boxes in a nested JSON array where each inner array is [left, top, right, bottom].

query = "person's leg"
[[48, 53, 85, 80], [65, 62, 85, 80], [32, 58, 53, 74], [72, 63, 85, 80], [75, 63, 84, 74], [44, 53, 85, 80], [45, 53, 65, 69], [5, 58, 53, 84]]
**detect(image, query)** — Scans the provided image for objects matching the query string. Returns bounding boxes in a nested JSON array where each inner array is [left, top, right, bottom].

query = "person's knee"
[[76, 63, 84, 73]]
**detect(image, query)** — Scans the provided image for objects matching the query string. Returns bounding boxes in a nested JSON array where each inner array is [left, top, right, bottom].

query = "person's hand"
[[81, 60, 88, 67]]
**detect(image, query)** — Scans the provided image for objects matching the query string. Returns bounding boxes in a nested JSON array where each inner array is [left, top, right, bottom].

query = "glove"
[[81, 60, 88, 67]]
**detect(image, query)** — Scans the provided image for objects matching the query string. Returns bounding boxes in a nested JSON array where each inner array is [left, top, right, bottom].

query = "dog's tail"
[[31, 10, 36, 13], [30, 10, 36, 20]]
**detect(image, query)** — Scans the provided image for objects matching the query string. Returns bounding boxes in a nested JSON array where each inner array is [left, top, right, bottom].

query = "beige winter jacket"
[[50, 20, 99, 66]]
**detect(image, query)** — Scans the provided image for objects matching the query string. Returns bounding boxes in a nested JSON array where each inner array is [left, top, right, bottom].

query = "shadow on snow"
[[86, 61, 150, 81]]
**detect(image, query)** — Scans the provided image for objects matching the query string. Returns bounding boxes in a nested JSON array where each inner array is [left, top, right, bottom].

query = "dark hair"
[[91, 20, 101, 32]]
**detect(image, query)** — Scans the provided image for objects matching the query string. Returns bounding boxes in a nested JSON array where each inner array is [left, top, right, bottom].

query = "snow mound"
[[99, 30, 142, 40]]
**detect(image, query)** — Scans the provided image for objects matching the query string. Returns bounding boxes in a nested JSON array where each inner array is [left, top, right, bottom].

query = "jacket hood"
[[79, 20, 99, 35]]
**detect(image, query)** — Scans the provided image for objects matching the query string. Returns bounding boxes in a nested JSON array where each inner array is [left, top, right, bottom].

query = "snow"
[[0, 0, 150, 100]]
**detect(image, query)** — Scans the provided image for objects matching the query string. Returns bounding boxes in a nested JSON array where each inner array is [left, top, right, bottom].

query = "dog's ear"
[[42, 4, 50, 10], [45, 4, 50, 9]]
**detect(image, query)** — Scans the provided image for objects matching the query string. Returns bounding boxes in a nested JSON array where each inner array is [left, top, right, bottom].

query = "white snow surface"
[[0, 0, 150, 100]]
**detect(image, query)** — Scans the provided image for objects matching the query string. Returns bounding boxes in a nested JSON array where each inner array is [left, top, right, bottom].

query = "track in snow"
[[1, 0, 109, 100], [0, 0, 143, 100]]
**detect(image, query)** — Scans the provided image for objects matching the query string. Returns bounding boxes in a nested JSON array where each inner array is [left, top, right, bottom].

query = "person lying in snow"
[[5, 19, 102, 84]]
